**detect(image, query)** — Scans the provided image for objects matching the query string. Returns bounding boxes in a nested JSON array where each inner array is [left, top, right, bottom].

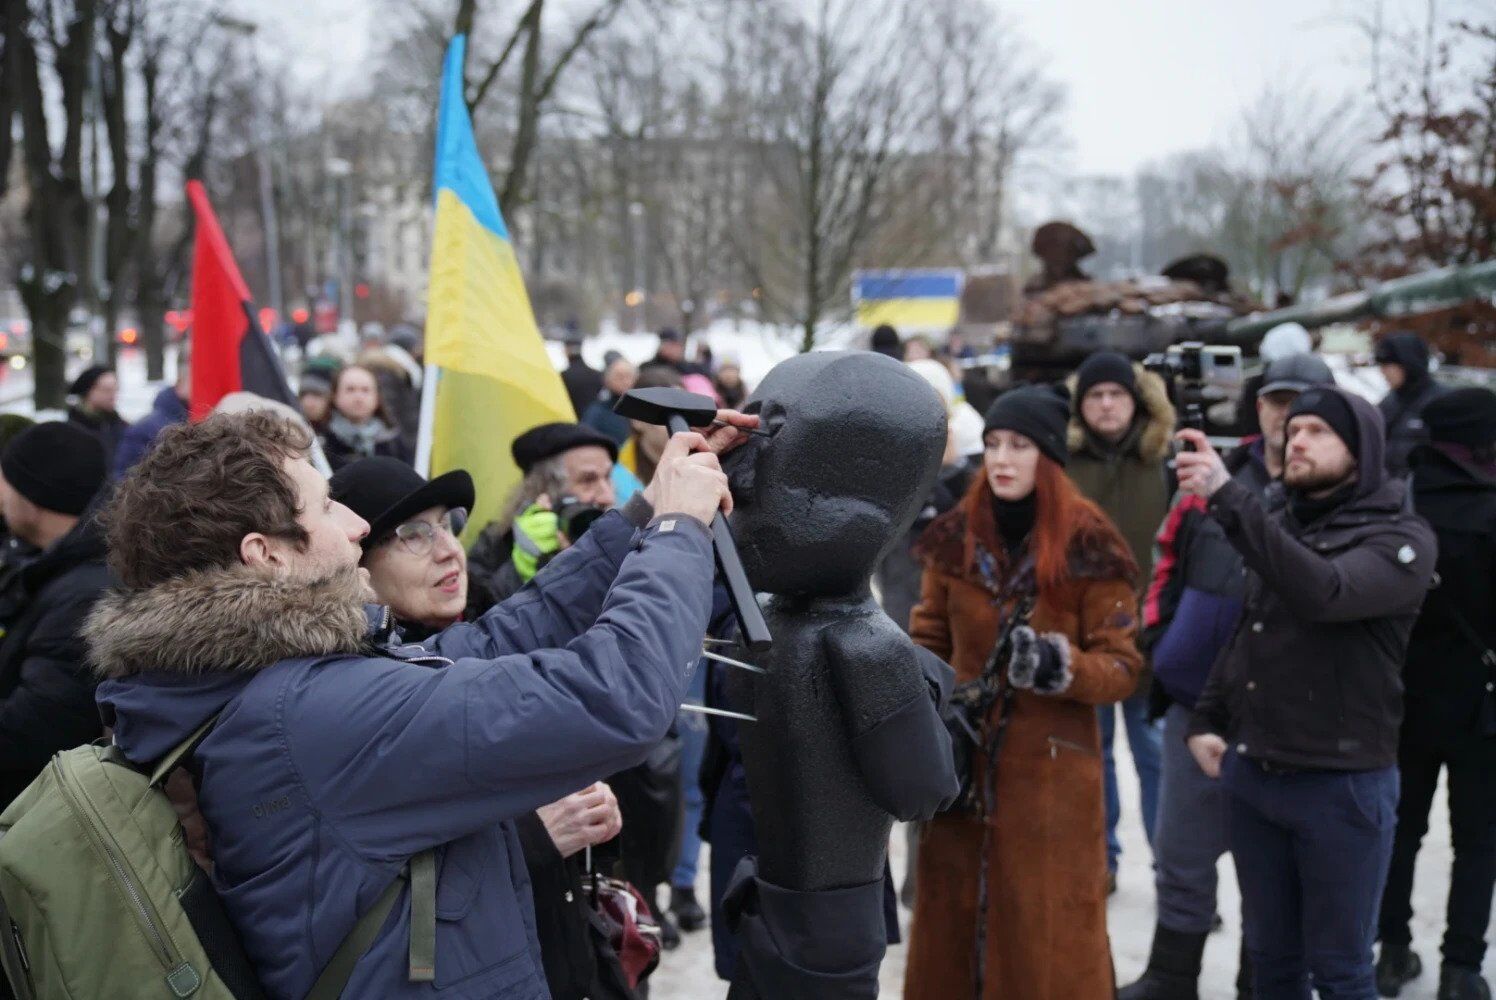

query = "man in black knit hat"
[[1377, 387, 1496, 1000], [1067, 349, 1176, 887], [0, 422, 111, 808], [1177, 386, 1436, 999]]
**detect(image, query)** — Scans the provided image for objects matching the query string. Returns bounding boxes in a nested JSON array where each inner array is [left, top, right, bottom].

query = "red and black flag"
[[185, 180, 298, 421]]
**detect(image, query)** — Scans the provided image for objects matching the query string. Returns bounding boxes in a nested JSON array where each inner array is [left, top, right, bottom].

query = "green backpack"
[[0, 722, 435, 1000]]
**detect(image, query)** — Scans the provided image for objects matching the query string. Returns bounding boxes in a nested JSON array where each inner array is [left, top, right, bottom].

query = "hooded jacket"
[[0, 509, 109, 808], [1377, 333, 1447, 476], [1190, 389, 1437, 771], [1065, 363, 1176, 587], [115, 385, 189, 476], [1400, 443, 1496, 742], [88, 504, 714, 1000]]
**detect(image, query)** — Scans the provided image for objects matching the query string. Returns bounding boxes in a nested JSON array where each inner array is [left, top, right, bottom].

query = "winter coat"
[[319, 414, 413, 472], [901, 479, 1143, 1000], [561, 360, 604, 421], [115, 386, 188, 476], [1065, 363, 1176, 586], [66, 406, 129, 476], [0, 511, 109, 809], [1400, 444, 1496, 745], [87, 503, 715, 1000], [1144, 439, 1272, 709], [583, 392, 633, 447], [1190, 390, 1437, 771], [1377, 333, 1448, 476]]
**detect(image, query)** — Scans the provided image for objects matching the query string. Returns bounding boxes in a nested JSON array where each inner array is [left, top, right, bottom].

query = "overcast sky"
[[240, 0, 1469, 178]]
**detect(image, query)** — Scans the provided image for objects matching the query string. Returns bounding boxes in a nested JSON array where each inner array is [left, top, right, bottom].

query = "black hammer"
[[614, 386, 773, 652]]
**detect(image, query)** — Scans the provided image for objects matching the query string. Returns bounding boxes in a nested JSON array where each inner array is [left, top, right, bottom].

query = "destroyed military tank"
[[1007, 221, 1261, 378]]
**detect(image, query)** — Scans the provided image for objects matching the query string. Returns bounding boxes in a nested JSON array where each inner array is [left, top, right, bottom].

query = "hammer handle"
[[666, 416, 773, 651]]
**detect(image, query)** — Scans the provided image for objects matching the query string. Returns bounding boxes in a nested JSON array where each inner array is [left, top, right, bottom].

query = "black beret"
[[511, 422, 619, 475]]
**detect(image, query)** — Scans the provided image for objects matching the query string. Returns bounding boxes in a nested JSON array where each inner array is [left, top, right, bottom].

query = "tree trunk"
[[497, 1, 545, 219]]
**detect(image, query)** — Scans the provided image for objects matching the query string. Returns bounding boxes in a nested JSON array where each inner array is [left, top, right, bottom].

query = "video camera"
[[1142, 342, 1244, 434], [555, 495, 606, 543]]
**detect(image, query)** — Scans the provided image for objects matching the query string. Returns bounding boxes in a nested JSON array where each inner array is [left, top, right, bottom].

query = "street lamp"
[[212, 14, 283, 321], [326, 158, 354, 329]]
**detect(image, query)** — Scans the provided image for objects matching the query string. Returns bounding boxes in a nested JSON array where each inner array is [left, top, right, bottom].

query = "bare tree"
[[730, 0, 933, 351], [7, 0, 99, 408], [1355, 1, 1495, 275], [920, 0, 1064, 266]]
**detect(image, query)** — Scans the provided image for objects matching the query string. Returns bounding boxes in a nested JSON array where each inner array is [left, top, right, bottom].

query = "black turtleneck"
[[991, 490, 1037, 554], [1287, 479, 1357, 529]]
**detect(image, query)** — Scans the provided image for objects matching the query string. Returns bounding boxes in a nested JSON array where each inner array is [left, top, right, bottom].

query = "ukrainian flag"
[[853, 270, 963, 331], [417, 34, 573, 544]]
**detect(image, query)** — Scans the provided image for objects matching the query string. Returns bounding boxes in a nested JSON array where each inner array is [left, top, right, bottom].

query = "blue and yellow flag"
[[417, 34, 574, 543], [852, 269, 963, 331]]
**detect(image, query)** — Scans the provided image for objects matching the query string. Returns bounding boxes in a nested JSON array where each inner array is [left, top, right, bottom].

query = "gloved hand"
[[1007, 625, 1074, 695]]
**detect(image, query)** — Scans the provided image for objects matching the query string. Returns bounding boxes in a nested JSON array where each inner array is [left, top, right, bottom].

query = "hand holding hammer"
[[617, 387, 773, 652]]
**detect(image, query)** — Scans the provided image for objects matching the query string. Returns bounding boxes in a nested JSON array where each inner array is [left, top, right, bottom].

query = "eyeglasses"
[[389, 507, 468, 556]]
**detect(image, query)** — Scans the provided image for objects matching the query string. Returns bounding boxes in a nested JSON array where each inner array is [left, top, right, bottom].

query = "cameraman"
[[468, 422, 620, 612], [1177, 387, 1436, 999]]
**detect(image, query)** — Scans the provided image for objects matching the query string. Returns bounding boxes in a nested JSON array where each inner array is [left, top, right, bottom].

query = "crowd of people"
[[0, 318, 1490, 1000]]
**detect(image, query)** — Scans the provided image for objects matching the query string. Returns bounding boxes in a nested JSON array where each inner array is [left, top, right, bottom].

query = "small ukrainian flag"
[[853, 270, 963, 331]]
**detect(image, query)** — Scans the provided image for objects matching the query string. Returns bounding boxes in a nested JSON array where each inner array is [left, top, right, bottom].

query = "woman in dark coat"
[[330, 457, 637, 1000], [903, 386, 1143, 1000], [319, 364, 411, 470], [65, 365, 129, 474]]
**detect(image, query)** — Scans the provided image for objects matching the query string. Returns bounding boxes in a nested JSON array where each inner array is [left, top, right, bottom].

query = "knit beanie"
[[983, 385, 1071, 467], [1286, 387, 1361, 458], [1422, 387, 1496, 448], [1074, 351, 1137, 405], [0, 422, 106, 516], [67, 365, 113, 401]]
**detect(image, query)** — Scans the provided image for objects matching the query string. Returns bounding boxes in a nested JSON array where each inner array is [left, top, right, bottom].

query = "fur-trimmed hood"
[[85, 565, 372, 680], [1065, 362, 1176, 463]]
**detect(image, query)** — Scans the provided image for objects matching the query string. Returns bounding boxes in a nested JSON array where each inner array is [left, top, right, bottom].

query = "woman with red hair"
[[903, 384, 1144, 1000]]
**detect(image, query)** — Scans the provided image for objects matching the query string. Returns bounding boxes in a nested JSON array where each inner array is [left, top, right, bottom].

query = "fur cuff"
[[1031, 633, 1073, 695], [1008, 627, 1073, 695]]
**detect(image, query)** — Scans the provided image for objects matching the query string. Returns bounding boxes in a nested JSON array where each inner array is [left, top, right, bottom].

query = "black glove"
[[1007, 625, 1073, 695]]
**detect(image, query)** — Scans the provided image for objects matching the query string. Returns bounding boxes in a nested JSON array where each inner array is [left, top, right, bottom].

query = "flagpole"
[[414, 362, 439, 478]]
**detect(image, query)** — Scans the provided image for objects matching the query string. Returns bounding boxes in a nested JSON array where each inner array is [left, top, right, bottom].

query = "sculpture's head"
[[723, 351, 947, 597]]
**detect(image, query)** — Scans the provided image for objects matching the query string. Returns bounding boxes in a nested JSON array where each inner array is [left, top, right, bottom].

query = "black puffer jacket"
[[1191, 389, 1438, 771], [0, 509, 110, 808], [1400, 444, 1496, 742]]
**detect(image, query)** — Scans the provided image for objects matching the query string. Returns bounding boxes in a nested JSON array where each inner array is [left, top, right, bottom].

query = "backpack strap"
[[148, 715, 219, 788], [306, 850, 438, 999], [145, 713, 440, 995]]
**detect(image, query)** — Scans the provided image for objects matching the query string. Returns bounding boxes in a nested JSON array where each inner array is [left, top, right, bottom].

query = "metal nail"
[[701, 649, 766, 674], [680, 703, 757, 723], [702, 637, 737, 647]]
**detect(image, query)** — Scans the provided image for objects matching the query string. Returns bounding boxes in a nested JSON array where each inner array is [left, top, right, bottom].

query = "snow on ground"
[[654, 737, 1490, 1000]]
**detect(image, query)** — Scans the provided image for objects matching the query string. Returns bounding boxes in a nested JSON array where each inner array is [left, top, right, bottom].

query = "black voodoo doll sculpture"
[[718, 350, 959, 1000]]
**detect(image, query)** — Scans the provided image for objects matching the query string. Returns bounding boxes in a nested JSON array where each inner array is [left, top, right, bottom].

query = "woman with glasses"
[[330, 457, 637, 999]]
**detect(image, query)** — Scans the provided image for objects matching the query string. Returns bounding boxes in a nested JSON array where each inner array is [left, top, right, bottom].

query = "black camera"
[[555, 495, 606, 542], [1143, 342, 1244, 434]]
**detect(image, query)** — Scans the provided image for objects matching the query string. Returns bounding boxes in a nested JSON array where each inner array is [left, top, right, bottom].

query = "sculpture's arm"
[[823, 625, 959, 822]]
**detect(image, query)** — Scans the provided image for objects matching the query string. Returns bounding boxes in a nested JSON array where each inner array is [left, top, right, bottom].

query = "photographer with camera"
[[1122, 352, 1334, 1000], [467, 422, 620, 613], [902, 385, 1142, 1000], [1178, 386, 1436, 999]]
